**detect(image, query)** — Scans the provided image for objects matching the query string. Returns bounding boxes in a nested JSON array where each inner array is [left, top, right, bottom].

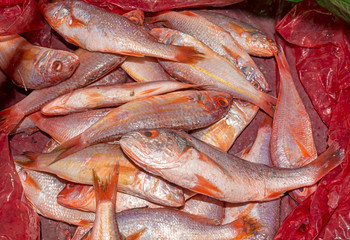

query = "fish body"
[[41, 81, 197, 115], [91, 168, 122, 240], [89, 68, 128, 86], [150, 10, 269, 90], [15, 165, 95, 225], [117, 208, 257, 239], [151, 28, 276, 116], [0, 48, 125, 134], [16, 144, 184, 207], [54, 90, 232, 160], [271, 49, 318, 202], [0, 34, 79, 89], [180, 194, 224, 225], [120, 129, 344, 203], [192, 10, 278, 57], [39, 0, 200, 63], [121, 56, 173, 83], [192, 99, 258, 151], [57, 183, 162, 212], [224, 116, 281, 239]]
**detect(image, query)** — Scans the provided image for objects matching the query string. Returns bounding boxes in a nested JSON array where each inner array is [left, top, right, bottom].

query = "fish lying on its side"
[[91, 167, 122, 240], [41, 81, 198, 115], [151, 28, 276, 116], [0, 48, 125, 134], [0, 34, 79, 89], [120, 129, 344, 203], [53, 90, 232, 160], [39, 0, 201, 63], [271, 48, 318, 202], [15, 165, 95, 226], [15, 144, 184, 207]]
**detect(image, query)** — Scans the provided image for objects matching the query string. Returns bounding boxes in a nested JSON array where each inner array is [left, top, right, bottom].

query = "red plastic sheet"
[[275, 1, 350, 239], [0, 0, 45, 36], [0, 132, 40, 240]]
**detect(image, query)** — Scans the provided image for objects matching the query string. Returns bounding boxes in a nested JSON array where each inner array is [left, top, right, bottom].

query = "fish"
[[224, 116, 281, 239], [116, 208, 258, 239], [39, 0, 201, 63], [0, 48, 125, 134], [191, 99, 258, 152], [0, 34, 79, 89], [91, 167, 122, 240], [149, 10, 269, 91], [57, 183, 163, 212], [120, 129, 344, 203], [15, 164, 95, 226], [10, 117, 38, 135], [15, 144, 184, 207], [89, 68, 128, 87], [150, 28, 276, 116], [180, 194, 224, 225], [41, 81, 198, 115], [121, 56, 174, 83], [191, 10, 278, 57], [123, 10, 145, 26], [271, 48, 319, 203], [53, 90, 232, 160], [29, 108, 112, 144]]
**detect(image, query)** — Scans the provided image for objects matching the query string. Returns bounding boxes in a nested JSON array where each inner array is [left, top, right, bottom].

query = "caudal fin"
[[92, 164, 119, 204], [50, 135, 87, 164], [305, 144, 344, 183], [227, 215, 260, 239], [255, 91, 276, 117], [0, 106, 24, 134], [172, 45, 204, 64], [14, 150, 61, 170]]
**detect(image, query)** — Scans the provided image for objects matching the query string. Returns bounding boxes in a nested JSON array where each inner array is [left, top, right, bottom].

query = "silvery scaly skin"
[[192, 99, 258, 152], [0, 34, 79, 89], [15, 165, 95, 225], [116, 208, 257, 239], [150, 10, 270, 91], [271, 49, 318, 203], [150, 28, 276, 117], [41, 81, 197, 115], [16, 144, 185, 207], [192, 10, 278, 58], [0, 48, 125, 134], [89, 68, 128, 87], [57, 183, 163, 212], [224, 116, 281, 239], [54, 90, 232, 160], [120, 129, 344, 203], [39, 0, 201, 63]]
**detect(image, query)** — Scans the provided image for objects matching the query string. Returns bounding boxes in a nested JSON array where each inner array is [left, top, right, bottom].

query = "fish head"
[[195, 91, 232, 114], [36, 50, 79, 82], [57, 183, 94, 209], [39, 0, 72, 28], [289, 185, 318, 203], [120, 129, 189, 173], [244, 31, 278, 57], [150, 28, 197, 48]]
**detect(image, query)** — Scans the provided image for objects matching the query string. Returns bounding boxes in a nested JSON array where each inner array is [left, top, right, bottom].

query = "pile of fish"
[[0, 0, 345, 239]]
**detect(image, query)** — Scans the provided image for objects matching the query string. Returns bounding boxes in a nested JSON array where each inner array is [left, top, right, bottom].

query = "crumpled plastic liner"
[[275, 0, 350, 239], [83, 0, 244, 13], [0, 132, 40, 240], [0, 0, 45, 36]]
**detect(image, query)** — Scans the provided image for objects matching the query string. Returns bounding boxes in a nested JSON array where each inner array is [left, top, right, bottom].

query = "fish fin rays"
[[92, 164, 119, 203], [191, 174, 223, 198], [125, 228, 147, 240]]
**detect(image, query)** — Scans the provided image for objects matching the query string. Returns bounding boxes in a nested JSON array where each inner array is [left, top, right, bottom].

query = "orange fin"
[[123, 10, 145, 26], [50, 135, 85, 164], [125, 228, 147, 240], [228, 215, 260, 239], [92, 164, 119, 204], [147, 10, 172, 24], [228, 22, 246, 35], [191, 174, 223, 198], [173, 46, 204, 64], [0, 106, 24, 134], [182, 11, 201, 18], [139, 87, 160, 95], [255, 91, 276, 117], [77, 219, 92, 227]]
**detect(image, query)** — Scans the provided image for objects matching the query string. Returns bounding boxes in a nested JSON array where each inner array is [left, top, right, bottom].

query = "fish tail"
[[254, 91, 276, 117], [274, 46, 292, 79], [305, 143, 344, 183], [228, 215, 260, 239], [172, 45, 204, 64], [0, 106, 24, 134], [15, 151, 57, 169], [92, 164, 119, 204], [50, 135, 87, 163]]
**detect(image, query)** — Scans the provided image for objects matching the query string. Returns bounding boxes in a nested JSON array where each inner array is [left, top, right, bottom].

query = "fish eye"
[[298, 187, 305, 193], [217, 97, 228, 107], [52, 61, 62, 71], [143, 130, 159, 138], [59, 6, 71, 17], [252, 81, 260, 89], [66, 183, 76, 189]]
